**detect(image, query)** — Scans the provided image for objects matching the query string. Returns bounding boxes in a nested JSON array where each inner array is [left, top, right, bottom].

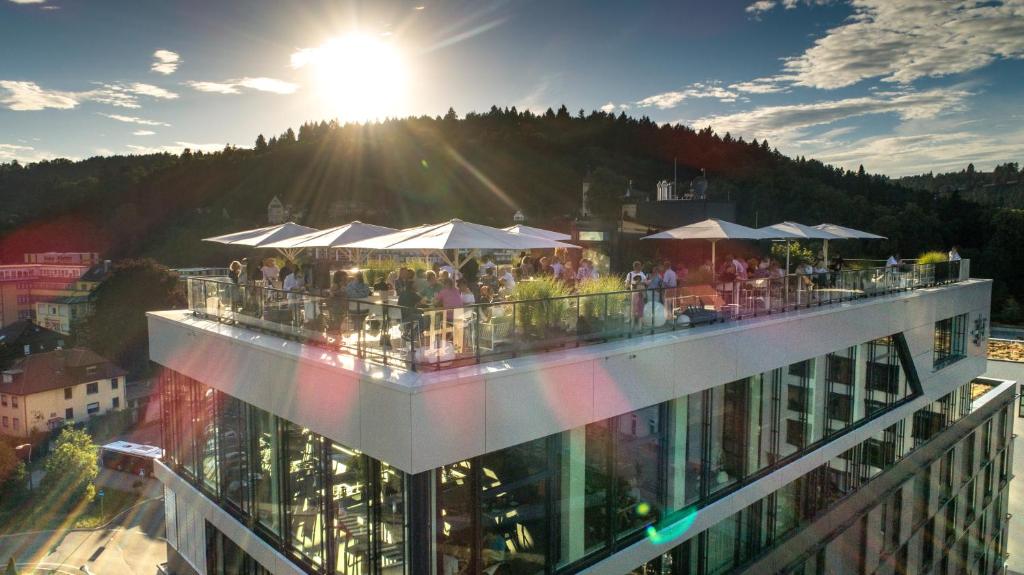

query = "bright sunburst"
[[292, 34, 408, 123]]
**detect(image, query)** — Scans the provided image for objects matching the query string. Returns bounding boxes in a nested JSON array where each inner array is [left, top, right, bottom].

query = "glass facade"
[[162, 328, 1000, 575], [160, 370, 409, 574]]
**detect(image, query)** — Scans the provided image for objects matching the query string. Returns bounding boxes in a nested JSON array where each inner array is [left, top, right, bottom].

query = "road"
[[0, 472, 166, 575]]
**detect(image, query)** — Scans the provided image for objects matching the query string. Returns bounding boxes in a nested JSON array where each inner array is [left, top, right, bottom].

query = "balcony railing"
[[185, 259, 968, 371]]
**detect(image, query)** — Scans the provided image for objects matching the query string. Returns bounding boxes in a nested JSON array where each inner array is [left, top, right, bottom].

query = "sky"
[[1, 0, 1022, 177]]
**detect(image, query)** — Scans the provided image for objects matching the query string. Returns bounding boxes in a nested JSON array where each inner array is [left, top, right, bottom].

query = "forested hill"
[[899, 162, 1024, 208], [0, 106, 1001, 273]]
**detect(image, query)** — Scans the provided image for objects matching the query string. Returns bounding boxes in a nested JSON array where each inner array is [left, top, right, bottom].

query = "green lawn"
[[0, 486, 142, 534]]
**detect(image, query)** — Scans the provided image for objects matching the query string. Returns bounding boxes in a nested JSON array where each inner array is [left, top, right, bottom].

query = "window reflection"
[[251, 407, 281, 537]]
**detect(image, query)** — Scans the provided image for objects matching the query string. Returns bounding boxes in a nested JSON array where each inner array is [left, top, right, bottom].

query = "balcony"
[[184, 260, 970, 371]]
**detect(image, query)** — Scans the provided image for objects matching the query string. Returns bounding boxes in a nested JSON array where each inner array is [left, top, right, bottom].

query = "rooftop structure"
[[151, 254, 1007, 575]]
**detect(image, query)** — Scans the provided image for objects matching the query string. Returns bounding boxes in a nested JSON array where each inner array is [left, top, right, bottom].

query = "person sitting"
[[435, 278, 463, 309], [458, 279, 476, 305], [479, 267, 499, 292], [500, 266, 517, 290], [372, 275, 391, 294], [481, 255, 497, 275], [422, 270, 441, 300], [560, 260, 576, 286], [496, 278, 512, 300], [478, 284, 495, 304], [414, 268, 429, 293], [346, 272, 371, 299]]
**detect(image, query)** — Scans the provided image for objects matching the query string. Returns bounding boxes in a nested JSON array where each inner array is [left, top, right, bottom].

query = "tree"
[[443, 107, 458, 121], [254, 134, 268, 153], [42, 427, 98, 503], [0, 441, 20, 485], [77, 259, 185, 377], [5, 557, 17, 575], [586, 167, 627, 218]]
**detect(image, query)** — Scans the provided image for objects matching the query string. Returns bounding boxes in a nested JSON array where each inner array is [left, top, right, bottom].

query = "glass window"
[[218, 393, 249, 513], [111, 378, 119, 390], [283, 422, 325, 567], [934, 314, 967, 369], [112, 397, 119, 409], [480, 437, 553, 574], [87, 402, 100, 415], [613, 405, 665, 537], [86, 382, 98, 395], [705, 512, 739, 575], [582, 420, 612, 559], [252, 406, 282, 537], [65, 407, 73, 420], [329, 443, 368, 574], [64, 387, 72, 400], [10, 396, 17, 408], [684, 392, 704, 505], [437, 461, 474, 575], [708, 381, 750, 495]]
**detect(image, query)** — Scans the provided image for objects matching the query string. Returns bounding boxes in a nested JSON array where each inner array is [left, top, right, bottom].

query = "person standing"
[[662, 261, 678, 288], [948, 246, 961, 262], [625, 261, 647, 287], [261, 258, 280, 286]]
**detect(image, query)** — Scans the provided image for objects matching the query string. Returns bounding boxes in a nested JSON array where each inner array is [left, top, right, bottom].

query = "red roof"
[[1, 347, 126, 396]]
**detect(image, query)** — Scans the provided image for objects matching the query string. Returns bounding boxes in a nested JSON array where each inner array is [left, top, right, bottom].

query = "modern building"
[[0, 347, 126, 437], [0, 262, 92, 327], [981, 338, 1024, 575], [150, 260, 1012, 575]]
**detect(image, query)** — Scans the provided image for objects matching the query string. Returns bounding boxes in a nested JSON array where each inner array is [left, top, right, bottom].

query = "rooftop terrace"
[[184, 259, 970, 372]]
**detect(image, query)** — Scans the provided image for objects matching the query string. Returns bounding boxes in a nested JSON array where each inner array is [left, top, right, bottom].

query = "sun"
[[293, 34, 409, 123]]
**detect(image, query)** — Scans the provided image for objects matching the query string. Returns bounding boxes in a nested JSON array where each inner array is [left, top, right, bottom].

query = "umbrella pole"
[[711, 240, 717, 274], [823, 240, 829, 265]]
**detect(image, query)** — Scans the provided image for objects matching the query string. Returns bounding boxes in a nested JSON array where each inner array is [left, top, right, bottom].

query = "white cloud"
[[126, 141, 223, 155], [690, 88, 970, 142], [99, 113, 171, 127], [132, 130, 156, 136], [151, 50, 180, 75], [127, 82, 178, 99], [600, 102, 617, 113], [637, 82, 739, 110], [0, 81, 78, 110], [729, 76, 792, 94], [813, 128, 1024, 176], [1, 80, 181, 111], [783, 0, 1024, 89], [8, 0, 47, 4], [186, 77, 298, 95], [745, 1, 777, 15]]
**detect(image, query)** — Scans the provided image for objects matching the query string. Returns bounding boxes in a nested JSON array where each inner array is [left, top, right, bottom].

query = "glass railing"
[[185, 259, 968, 371]]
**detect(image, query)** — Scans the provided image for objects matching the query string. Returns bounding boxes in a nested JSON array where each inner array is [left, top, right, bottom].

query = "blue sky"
[[1, 0, 1022, 176]]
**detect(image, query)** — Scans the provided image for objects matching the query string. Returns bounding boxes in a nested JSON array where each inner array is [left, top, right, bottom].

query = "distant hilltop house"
[[268, 195, 306, 224], [0, 347, 126, 437], [268, 195, 285, 224]]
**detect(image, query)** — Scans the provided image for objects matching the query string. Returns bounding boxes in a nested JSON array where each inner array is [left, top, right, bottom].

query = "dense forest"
[[1, 106, 1022, 319]]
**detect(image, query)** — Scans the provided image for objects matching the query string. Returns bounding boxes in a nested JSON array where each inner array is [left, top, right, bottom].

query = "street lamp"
[[14, 443, 32, 491]]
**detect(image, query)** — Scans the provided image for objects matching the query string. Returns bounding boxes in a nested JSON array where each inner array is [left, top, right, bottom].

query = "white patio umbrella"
[[640, 218, 770, 271], [759, 221, 843, 273], [261, 221, 398, 264], [813, 223, 887, 263], [341, 219, 579, 272], [202, 222, 319, 260], [502, 224, 572, 241]]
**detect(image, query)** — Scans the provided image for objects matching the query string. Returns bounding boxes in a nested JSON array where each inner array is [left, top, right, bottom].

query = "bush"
[[511, 277, 571, 338], [576, 277, 629, 328], [41, 428, 98, 503], [771, 241, 816, 266], [917, 251, 948, 265], [1000, 296, 1023, 325]]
